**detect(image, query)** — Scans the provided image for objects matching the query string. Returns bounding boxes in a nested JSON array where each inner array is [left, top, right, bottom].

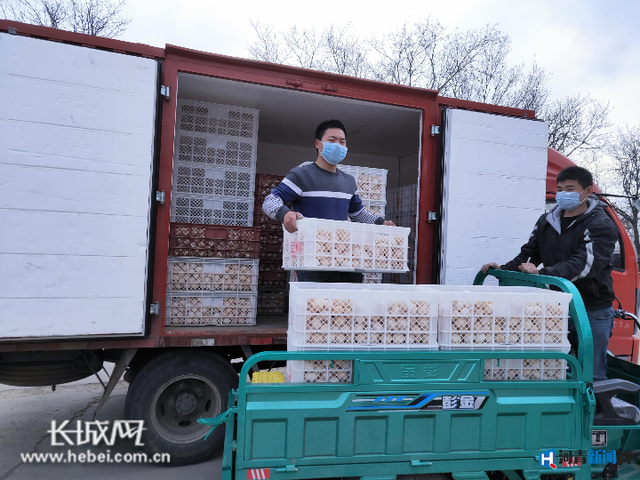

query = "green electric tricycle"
[[200, 270, 640, 480]]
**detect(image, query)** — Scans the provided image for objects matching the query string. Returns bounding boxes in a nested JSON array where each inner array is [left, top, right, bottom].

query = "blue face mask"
[[556, 190, 585, 211], [320, 142, 348, 165]]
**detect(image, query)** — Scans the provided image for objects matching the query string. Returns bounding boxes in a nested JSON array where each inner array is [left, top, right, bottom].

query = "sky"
[[119, 0, 640, 129]]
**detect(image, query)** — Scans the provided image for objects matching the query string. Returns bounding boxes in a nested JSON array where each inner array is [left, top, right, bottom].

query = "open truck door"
[[0, 32, 160, 340], [438, 107, 548, 285]]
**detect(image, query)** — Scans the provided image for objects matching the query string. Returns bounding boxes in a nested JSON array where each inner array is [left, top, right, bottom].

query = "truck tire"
[[124, 350, 238, 466], [0, 361, 97, 386]]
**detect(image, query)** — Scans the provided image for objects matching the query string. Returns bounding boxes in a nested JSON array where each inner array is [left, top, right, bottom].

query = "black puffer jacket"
[[502, 198, 618, 310]]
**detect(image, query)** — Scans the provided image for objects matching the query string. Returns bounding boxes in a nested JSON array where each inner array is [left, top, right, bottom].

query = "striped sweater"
[[262, 162, 384, 224]]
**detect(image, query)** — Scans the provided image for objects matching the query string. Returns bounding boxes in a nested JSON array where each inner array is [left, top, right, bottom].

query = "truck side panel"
[[0, 33, 158, 339]]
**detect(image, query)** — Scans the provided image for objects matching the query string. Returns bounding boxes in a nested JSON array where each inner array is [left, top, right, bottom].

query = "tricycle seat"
[[593, 379, 640, 425]]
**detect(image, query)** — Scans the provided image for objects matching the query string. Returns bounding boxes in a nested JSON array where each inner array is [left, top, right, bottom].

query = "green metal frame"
[[199, 270, 634, 480]]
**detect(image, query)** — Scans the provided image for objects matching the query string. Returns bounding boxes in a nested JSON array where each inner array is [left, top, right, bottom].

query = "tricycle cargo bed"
[[200, 271, 640, 479], [214, 350, 592, 480]]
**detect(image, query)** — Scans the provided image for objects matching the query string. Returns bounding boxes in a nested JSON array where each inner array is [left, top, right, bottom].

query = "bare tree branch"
[[245, 19, 611, 162], [248, 20, 289, 64], [609, 124, 640, 255], [280, 25, 323, 70], [542, 94, 611, 157], [1, 0, 130, 37], [1, 0, 69, 28], [321, 24, 369, 77]]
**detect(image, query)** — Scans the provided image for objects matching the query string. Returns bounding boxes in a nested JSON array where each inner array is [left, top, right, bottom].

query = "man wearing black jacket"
[[482, 166, 618, 381]]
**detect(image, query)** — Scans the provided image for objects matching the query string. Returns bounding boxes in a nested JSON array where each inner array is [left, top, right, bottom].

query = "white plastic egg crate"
[[299, 162, 388, 203], [171, 194, 254, 226], [177, 99, 259, 141], [361, 201, 386, 218], [484, 356, 568, 381], [167, 258, 259, 293], [436, 286, 571, 350], [175, 133, 257, 170], [173, 163, 256, 199], [337, 165, 387, 202], [282, 218, 410, 272], [287, 283, 438, 351], [363, 273, 382, 284], [286, 359, 353, 383], [165, 292, 257, 326]]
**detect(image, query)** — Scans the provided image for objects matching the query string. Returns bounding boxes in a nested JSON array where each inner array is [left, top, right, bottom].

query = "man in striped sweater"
[[262, 119, 395, 282]]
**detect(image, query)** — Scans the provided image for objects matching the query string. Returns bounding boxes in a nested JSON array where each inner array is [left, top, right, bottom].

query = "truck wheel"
[[124, 350, 238, 466]]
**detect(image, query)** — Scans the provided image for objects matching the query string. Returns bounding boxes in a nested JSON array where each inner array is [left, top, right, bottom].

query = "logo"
[[347, 392, 489, 412], [540, 449, 625, 468], [539, 449, 557, 469], [289, 242, 302, 256], [48, 420, 146, 447], [592, 430, 607, 447]]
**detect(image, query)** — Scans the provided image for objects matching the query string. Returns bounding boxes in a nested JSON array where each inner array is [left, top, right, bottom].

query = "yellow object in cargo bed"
[[251, 371, 285, 383]]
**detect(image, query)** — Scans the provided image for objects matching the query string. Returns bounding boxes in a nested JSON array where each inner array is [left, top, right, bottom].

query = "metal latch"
[[275, 465, 298, 473], [8, 27, 17, 35], [160, 85, 170, 100], [155, 191, 165, 204], [197, 406, 238, 440], [411, 460, 433, 467], [430, 125, 440, 136], [149, 302, 160, 315], [427, 211, 438, 222]]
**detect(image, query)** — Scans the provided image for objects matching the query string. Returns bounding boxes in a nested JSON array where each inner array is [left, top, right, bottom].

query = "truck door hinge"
[[150, 302, 160, 316], [430, 125, 440, 136], [427, 211, 438, 222], [155, 191, 165, 204], [160, 85, 170, 100]]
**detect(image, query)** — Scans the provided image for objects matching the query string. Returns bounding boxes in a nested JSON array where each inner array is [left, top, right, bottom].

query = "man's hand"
[[283, 211, 303, 233], [383, 220, 395, 226], [518, 262, 539, 274], [481, 262, 500, 273]]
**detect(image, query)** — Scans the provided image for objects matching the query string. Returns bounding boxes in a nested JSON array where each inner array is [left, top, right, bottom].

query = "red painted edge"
[[437, 95, 536, 119], [165, 44, 438, 101], [0, 19, 164, 59]]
